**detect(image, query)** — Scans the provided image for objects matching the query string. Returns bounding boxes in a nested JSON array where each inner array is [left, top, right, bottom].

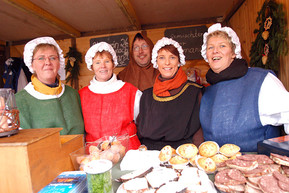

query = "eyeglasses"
[[133, 44, 149, 52], [33, 56, 59, 62]]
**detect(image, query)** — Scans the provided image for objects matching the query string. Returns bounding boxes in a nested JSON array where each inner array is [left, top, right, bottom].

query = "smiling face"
[[133, 38, 151, 67], [157, 47, 179, 79], [31, 45, 60, 84], [92, 51, 114, 82], [206, 34, 236, 73]]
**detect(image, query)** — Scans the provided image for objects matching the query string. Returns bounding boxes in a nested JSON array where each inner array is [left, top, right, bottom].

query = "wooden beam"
[[115, 0, 141, 30], [3, 0, 81, 38]]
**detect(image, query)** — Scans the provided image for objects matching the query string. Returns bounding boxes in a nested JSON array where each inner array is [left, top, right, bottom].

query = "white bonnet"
[[23, 36, 65, 80], [151, 37, 186, 68], [201, 23, 242, 62], [85, 42, 118, 71]]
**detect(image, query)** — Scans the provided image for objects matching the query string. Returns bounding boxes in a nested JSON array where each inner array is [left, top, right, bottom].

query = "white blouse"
[[259, 72, 289, 134]]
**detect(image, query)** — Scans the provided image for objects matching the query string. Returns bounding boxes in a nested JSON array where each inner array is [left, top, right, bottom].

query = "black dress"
[[137, 81, 202, 150]]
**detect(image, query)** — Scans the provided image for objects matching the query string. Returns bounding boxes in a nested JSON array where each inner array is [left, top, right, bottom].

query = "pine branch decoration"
[[249, 0, 288, 72], [64, 47, 82, 89]]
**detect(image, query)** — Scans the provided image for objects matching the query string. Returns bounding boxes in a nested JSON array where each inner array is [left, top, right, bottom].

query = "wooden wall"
[[10, 0, 289, 90], [229, 0, 289, 90]]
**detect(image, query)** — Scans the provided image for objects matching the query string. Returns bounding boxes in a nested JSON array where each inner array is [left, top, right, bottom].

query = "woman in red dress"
[[79, 42, 142, 150]]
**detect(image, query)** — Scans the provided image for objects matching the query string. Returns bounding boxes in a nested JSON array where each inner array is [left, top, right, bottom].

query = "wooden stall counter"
[[0, 128, 84, 193]]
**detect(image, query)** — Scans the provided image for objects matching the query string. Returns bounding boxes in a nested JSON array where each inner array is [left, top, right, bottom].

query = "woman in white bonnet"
[[79, 42, 142, 150], [15, 37, 84, 135], [137, 37, 204, 150], [199, 23, 289, 152]]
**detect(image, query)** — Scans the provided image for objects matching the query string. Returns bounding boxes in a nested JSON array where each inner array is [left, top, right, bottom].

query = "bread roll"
[[196, 156, 216, 173], [176, 143, 198, 159], [219, 144, 240, 157], [159, 145, 175, 162], [198, 141, 219, 157]]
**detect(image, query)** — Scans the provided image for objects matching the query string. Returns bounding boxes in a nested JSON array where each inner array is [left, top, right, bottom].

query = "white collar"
[[24, 82, 65, 100], [88, 74, 125, 94]]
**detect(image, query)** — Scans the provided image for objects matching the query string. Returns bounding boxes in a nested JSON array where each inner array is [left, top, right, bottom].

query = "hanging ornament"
[[250, 0, 288, 72], [262, 17, 272, 40], [65, 47, 82, 90], [69, 57, 76, 67], [262, 31, 269, 40], [262, 43, 269, 65]]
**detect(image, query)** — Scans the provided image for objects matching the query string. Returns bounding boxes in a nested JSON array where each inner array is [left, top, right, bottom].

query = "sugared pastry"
[[169, 155, 189, 165], [198, 141, 219, 157], [177, 143, 198, 159], [219, 144, 240, 157], [159, 145, 175, 162], [196, 156, 216, 173], [211, 153, 228, 164], [169, 155, 189, 169]]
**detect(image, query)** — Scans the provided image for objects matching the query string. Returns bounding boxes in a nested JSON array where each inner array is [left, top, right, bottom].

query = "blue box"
[[38, 171, 87, 193]]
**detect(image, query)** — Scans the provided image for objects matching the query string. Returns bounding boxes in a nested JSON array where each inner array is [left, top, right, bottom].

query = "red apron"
[[79, 83, 141, 150]]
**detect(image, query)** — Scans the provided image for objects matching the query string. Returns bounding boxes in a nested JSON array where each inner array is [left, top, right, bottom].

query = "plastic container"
[[70, 134, 129, 170], [83, 159, 113, 193]]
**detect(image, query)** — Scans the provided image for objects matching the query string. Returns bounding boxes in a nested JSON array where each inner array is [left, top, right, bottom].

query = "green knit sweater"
[[15, 85, 85, 135]]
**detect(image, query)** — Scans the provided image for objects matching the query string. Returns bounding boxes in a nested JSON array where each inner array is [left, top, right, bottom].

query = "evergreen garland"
[[249, 0, 288, 72], [64, 47, 82, 89]]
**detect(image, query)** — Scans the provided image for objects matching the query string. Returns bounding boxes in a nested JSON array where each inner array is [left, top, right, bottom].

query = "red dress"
[[79, 83, 141, 150]]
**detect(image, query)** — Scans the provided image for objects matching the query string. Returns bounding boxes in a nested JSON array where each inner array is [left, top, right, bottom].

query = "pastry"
[[177, 143, 198, 159], [198, 141, 219, 157], [159, 145, 175, 162], [219, 144, 240, 157], [211, 153, 228, 164], [169, 155, 189, 165], [196, 156, 216, 173]]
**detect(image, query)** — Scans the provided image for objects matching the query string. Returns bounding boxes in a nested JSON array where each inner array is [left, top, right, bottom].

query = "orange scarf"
[[153, 68, 187, 97]]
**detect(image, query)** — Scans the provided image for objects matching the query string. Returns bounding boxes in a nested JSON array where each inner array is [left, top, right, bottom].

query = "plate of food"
[[116, 165, 217, 193]]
